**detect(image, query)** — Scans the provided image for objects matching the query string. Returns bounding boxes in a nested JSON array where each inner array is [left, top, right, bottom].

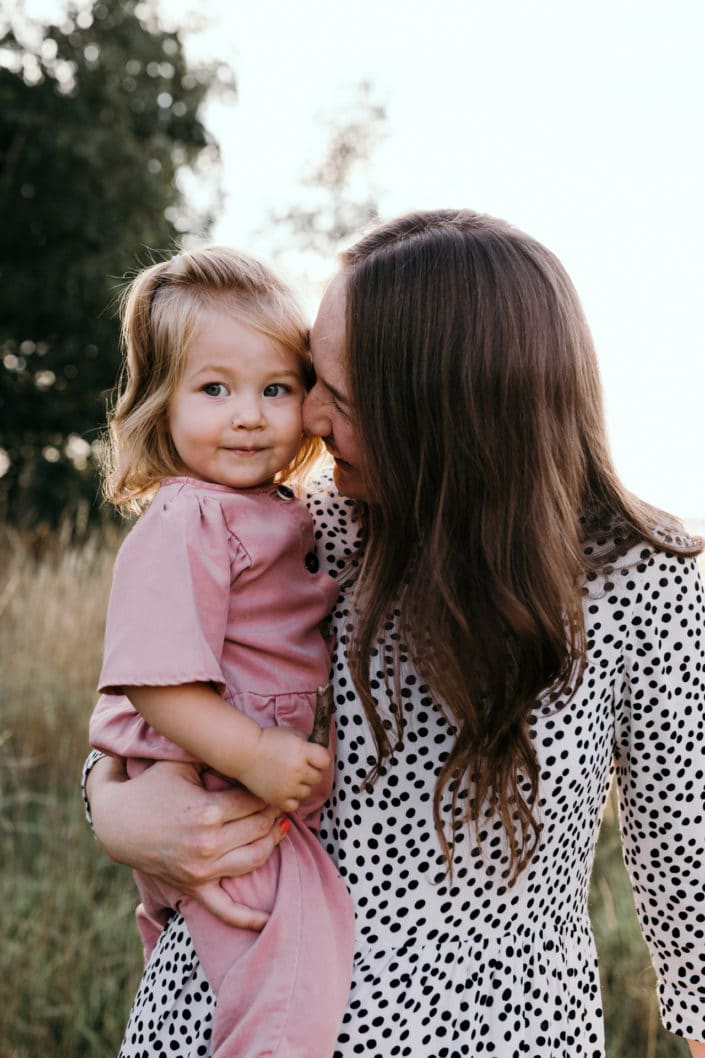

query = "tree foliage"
[[270, 81, 388, 262], [0, 0, 233, 528]]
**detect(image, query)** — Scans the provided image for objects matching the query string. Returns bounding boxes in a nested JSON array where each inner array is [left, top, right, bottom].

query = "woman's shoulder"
[[581, 524, 704, 605], [303, 468, 364, 576]]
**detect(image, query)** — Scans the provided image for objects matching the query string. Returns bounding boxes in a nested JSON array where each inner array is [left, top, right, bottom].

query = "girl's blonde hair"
[[102, 246, 320, 512]]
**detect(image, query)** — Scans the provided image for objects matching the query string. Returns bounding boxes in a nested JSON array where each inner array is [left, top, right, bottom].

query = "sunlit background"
[[149, 0, 705, 519], [6, 0, 705, 522], [2, 7, 703, 1057]]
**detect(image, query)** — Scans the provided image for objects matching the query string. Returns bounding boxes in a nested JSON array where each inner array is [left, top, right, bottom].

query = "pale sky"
[[18, 0, 705, 518]]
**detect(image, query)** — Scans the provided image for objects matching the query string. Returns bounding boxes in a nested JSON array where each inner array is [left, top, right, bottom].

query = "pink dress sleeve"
[[98, 487, 249, 696]]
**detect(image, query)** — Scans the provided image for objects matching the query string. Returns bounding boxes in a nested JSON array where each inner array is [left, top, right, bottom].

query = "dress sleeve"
[[614, 551, 705, 1039], [98, 489, 249, 695], [80, 749, 105, 834]]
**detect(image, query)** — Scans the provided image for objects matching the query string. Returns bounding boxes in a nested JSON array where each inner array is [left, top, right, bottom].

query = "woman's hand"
[[86, 756, 286, 930]]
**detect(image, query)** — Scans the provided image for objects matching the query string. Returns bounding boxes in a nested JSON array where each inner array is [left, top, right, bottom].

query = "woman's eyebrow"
[[327, 382, 349, 405], [319, 377, 349, 406]]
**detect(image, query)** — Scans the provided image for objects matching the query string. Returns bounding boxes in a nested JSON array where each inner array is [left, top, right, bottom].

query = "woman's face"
[[304, 272, 366, 500]]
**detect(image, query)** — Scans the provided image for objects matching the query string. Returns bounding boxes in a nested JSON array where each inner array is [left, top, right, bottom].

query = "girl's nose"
[[231, 395, 264, 429], [302, 386, 330, 438]]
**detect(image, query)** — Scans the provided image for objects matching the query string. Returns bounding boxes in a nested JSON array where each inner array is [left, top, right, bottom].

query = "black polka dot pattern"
[[117, 479, 705, 1056], [118, 916, 214, 1058]]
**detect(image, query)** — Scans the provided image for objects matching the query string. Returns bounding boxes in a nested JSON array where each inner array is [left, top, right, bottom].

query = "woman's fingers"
[[192, 881, 269, 931], [210, 815, 286, 878], [87, 757, 291, 905], [187, 816, 289, 924], [210, 783, 272, 824]]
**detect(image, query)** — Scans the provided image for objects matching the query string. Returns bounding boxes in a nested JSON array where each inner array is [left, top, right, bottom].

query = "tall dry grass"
[[2, 522, 702, 1056], [1, 523, 116, 780], [1, 523, 143, 1057]]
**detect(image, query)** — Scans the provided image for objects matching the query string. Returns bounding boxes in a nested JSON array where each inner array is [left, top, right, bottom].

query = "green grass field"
[[2, 522, 702, 1057]]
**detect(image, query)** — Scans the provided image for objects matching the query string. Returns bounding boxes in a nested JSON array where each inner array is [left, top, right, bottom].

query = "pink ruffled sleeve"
[[97, 487, 249, 696]]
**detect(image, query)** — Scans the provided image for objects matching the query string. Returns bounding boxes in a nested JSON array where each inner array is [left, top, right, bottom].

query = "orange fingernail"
[[279, 818, 291, 837]]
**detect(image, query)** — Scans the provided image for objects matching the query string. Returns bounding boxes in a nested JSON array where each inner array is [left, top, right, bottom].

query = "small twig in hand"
[[308, 683, 334, 747]]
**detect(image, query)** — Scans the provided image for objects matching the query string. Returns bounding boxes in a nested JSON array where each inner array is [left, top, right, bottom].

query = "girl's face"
[[304, 272, 366, 501], [167, 308, 306, 490]]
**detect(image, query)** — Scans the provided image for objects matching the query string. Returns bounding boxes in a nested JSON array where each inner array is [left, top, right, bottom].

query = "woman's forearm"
[[85, 753, 134, 864], [84, 755, 285, 927]]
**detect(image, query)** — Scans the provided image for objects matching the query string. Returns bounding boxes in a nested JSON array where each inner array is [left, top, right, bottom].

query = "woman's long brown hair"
[[341, 209, 702, 881]]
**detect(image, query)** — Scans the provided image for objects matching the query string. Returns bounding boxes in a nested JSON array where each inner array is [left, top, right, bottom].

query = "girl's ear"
[[157, 401, 171, 435], [152, 404, 175, 466]]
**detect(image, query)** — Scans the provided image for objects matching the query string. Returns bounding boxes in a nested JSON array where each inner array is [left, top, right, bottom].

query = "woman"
[[86, 209, 705, 1057]]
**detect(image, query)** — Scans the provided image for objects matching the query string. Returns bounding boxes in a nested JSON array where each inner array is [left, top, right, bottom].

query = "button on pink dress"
[[90, 477, 354, 1058]]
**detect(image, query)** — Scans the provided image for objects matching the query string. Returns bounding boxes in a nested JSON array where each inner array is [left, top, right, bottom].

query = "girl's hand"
[[86, 756, 286, 929], [238, 727, 331, 812]]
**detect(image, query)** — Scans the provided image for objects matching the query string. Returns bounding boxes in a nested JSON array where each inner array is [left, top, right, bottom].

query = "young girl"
[[89, 247, 354, 1058]]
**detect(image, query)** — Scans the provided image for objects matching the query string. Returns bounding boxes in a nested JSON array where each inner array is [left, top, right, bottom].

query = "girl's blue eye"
[[263, 383, 288, 397], [203, 383, 227, 397]]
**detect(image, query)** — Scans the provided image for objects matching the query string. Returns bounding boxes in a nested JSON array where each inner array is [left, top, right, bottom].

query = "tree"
[[0, 0, 234, 528], [268, 81, 388, 280]]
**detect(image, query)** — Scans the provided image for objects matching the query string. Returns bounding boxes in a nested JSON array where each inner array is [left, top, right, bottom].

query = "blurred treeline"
[[0, 0, 234, 530], [0, 0, 386, 534]]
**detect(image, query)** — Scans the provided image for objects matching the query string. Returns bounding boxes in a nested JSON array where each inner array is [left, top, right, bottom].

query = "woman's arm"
[[615, 554, 705, 1042], [86, 754, 288, 929]]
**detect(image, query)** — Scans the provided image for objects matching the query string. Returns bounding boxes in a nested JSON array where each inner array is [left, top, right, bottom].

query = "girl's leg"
[[199, 817, 354, 1058]]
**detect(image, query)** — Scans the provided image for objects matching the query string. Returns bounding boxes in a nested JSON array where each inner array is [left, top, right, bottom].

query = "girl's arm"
[[85, 754, 289, 928], [688, 1042, 705, 1057], [127, 682, 331, 813]]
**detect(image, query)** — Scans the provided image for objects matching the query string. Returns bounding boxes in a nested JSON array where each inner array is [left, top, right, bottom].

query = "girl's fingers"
[[307, 744, 332, 770], [297, 764, 325, 789]]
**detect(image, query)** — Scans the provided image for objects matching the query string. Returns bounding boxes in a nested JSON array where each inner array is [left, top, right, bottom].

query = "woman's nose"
[[302, 386, 330, 438]]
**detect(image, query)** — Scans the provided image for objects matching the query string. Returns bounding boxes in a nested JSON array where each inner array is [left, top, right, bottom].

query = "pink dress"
[[90, 477, 354, 1058]]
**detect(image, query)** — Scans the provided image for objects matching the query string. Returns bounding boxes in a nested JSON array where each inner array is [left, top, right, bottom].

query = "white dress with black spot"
[[112, 481, 705, 1058]]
